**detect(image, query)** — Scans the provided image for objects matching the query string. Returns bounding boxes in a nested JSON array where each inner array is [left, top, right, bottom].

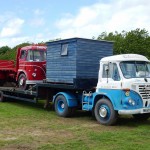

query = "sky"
[[0, 0, 150, 47]]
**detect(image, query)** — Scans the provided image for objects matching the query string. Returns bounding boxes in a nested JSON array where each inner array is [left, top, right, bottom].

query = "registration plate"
[[143, 108, 150, 113]]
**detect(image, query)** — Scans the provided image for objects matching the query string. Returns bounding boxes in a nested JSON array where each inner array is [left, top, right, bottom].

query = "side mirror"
[[105, 65, 109, 72], [104, 64, 109, 83]]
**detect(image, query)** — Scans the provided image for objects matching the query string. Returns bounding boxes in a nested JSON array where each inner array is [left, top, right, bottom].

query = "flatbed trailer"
[[0, 82, 88, 109], [0, 86, 37, 103]]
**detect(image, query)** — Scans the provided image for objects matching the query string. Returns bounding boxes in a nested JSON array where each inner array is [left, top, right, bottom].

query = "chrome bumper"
[[118, 108, 150, 115]]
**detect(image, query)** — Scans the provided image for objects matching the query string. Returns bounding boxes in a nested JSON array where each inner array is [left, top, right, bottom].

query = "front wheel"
[[54, 95, 72, 117], [94, 98, 118, 125], [18, 74, 28, 90]]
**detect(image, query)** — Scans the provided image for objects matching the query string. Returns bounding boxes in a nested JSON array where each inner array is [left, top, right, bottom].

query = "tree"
[[0, 46, 11, 55], [0, 42, 31, 60], [97, 28, 150, 58]]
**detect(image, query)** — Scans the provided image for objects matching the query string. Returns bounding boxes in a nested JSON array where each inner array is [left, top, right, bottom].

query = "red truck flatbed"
[[0, 60, 16, 71]]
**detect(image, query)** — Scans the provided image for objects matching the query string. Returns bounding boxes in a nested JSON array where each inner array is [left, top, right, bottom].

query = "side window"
[[20, 50, 27, 60], [102, 64, 110, 78], [102, 63, 120, 81], [61, 43, 68, 56]]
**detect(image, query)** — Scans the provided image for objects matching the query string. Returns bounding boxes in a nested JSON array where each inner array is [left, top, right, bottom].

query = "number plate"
[[143, 108, 150, 113]]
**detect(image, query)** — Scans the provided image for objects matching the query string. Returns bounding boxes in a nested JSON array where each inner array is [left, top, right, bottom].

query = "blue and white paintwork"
[[53, 54, 150, 117], [94, 54, 150, 115]]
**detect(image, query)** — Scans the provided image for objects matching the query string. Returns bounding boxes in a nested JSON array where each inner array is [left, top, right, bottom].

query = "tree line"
[[0, 28, 150, 60]]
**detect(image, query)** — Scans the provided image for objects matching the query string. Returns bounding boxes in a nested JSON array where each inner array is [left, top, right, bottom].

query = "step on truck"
[[0, 45, 47, 89], [0, 38, 150, 125]]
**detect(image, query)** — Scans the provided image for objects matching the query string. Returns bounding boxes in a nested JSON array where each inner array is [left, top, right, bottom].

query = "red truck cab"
[[16, 45, 46, 89], [0, 45, 47, 89]]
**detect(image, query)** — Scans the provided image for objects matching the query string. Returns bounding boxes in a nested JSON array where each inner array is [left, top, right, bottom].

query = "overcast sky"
[[0, 0, 150, 47]]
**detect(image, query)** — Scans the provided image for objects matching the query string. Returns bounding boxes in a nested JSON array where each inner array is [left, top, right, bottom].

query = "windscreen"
[[27, 50, 46, 61], [120, 61, 150, 78]]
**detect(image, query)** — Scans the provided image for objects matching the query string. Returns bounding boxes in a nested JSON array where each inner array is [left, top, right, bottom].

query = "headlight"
[[128, 99, 135, 106]]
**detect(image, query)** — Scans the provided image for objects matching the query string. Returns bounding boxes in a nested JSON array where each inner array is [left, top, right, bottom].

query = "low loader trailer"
[[0, 38, 150, 125]]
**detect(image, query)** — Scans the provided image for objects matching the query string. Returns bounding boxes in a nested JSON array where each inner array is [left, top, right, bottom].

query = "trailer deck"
[[0, 86, 37, 103]]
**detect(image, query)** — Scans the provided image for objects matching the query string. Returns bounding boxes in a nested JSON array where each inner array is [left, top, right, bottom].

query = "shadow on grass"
[[116, 116, 150, 127], [5, 98, 54, 112], [4, 99, 150, 127]]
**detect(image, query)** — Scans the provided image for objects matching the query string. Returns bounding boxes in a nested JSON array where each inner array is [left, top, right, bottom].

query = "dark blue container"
[[46, 38, 113, 89]]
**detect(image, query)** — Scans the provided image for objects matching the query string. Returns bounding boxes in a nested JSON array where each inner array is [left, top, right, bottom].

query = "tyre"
[[0, 91, 5, 102], [18, 74, 28, 90], [133, 113, 150, 121], [94, 98, 118, 125], [54, 95, 71, 117]]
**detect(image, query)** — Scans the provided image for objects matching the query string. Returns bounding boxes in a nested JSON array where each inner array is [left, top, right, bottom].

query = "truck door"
[[19, 50, 27, 71], [100, 62, 122, 103]]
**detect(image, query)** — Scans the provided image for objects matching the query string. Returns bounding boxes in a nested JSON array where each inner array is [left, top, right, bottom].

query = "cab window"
[[102, 63, 120, 81], [20, 50, 27, 60]]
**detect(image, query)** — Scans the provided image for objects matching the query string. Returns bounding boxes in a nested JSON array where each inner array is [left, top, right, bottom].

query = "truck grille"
[[138, 85, 150, 100]]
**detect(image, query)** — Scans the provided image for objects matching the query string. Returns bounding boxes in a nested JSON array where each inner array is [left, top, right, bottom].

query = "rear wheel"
[[18, 74, 28, 90], [94, 98, 118, 125], [54, 95, 72, 117], [133, 113, 150, 121]]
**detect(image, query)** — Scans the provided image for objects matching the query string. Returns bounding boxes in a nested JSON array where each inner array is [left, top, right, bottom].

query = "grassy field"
[[0, 100, 150, 150]]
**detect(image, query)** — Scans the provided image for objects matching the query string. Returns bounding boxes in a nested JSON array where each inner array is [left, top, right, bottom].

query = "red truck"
[[0, 45, 47, 89]]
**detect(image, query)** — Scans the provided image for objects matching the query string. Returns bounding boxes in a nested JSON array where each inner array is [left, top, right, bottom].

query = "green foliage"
[[0, 42, 31, 60], [0, 46, 11, 55], [97, 28, 150, 59]]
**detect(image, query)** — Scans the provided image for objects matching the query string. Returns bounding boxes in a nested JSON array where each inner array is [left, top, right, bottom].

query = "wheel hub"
[[20, 78, 24, 86], [61, 103, 65, 109], [99, 107, 107, 118]]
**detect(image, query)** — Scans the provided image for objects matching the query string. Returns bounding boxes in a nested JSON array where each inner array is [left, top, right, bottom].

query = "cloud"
[[30, 18, 45, 27], [0, 18, 24, 38], [0, 32, 52, 48], [55, 0, 150, 39], [33, 9, 45, 16], [30, 9, 45, 27]]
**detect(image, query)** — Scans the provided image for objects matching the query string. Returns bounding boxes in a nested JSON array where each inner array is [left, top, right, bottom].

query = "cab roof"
[[21, 45, 46, 50], [101, 54, 149, 62]]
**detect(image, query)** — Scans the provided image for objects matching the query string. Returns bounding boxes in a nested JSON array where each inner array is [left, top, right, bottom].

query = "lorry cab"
[[95, 54, 150, 125], [16, 45, 47, 89]]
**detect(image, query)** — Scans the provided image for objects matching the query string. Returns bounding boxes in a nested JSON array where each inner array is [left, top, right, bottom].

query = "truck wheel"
[[133, 113, 150, 121], [54, 95, 71, 117], [94, 98, 118, 125], [18, 74, 28, 90], [0, 91, 5, 102]]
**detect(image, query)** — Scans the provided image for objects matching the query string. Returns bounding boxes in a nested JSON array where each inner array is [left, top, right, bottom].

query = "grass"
[[0, 100, 150, 150]]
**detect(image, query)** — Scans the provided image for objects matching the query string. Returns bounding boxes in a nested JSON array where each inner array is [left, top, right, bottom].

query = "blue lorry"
[[0, 38, 150, 125]]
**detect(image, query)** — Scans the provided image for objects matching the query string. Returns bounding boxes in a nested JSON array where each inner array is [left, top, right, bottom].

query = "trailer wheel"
[[133, 113, 150, 121], [18, 74, 28, 90], [54, 95, 71, 117], [94, 98, 118, 125], [0, 91, 5, 102]]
